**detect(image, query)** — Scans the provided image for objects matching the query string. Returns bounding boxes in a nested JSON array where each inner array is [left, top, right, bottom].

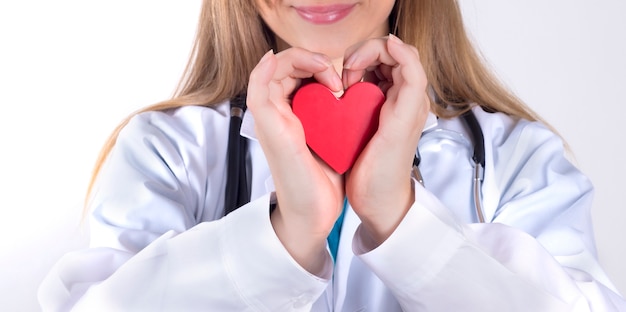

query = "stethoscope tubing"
[[224, 93, 249, 215]]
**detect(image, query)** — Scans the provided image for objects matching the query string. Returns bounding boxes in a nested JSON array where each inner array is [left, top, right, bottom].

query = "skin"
[[247, 0, 431, 274]]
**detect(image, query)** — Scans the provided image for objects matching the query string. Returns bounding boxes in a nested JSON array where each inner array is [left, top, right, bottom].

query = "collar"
[[240, 109, 258, 141], [240, 109, 438, 141]]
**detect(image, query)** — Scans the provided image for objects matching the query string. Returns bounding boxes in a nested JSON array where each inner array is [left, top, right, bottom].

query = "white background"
[[0, 1, 624, 310]]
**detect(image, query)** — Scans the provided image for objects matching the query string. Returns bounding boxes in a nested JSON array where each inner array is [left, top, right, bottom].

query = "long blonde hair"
[[85, 0, 545, 205]]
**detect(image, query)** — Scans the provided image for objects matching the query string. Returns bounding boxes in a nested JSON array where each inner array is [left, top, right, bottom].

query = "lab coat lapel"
[[332, 203, 360, 311]]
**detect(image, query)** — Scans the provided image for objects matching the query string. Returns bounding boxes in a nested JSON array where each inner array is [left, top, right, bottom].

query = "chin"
[[292, 33, 360, 59]]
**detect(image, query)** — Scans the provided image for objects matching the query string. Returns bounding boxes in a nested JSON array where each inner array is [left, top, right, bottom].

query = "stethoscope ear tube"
[[412, 152, 424, 187], [460, 109, 485, 168], [461, 109, 486, 223], [224, 94, 250, 216]]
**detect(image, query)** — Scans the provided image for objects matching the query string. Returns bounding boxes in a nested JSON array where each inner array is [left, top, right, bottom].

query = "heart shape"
[[292, 82, 385, 174]]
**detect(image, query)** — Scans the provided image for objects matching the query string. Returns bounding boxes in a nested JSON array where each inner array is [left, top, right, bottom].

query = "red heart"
[[292, 82, 385, 174]]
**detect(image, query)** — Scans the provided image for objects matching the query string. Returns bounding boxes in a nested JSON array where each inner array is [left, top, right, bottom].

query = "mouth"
[[293, 4, 356, 25]]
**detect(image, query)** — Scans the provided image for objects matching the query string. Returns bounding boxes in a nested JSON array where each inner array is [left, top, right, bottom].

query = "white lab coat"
[[38, 102, 626, 311]]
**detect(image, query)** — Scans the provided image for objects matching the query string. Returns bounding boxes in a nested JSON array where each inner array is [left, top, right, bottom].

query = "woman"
[[39, 0, 625, 311]]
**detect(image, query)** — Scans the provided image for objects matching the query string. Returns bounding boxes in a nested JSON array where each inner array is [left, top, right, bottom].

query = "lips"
[[294, 4, 356, 25]]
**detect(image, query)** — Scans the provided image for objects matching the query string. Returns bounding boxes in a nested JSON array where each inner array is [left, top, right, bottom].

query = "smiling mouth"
[[294, 4, 356, 25]]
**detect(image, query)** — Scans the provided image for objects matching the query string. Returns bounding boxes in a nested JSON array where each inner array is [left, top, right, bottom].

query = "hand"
[[343, 35, 431, 248], [246, 48, 345, 273]]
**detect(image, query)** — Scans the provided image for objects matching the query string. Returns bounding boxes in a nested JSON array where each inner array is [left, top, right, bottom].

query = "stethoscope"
[[223, 94, 487, 223]]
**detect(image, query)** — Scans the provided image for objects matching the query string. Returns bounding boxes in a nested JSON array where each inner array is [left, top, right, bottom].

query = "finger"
[[247, 50, 278, 114], [377, 64, 394, 84], [373, 35, 429, 144], [386, 34, 425, 88], [273, 48, 343, 92], [342, 37, 398, 88], [246, 51, 300, 146], [247, 49, 342, 123], [370, 64, 393, 92], [385, 35, 429, 118]]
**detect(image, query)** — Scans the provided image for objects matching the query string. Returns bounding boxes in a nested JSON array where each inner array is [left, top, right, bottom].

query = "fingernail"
[[388, 33, 403, 44], [343, 54, 357, 69], [342, 69, 349, 90], [331, 75, 343, 91]]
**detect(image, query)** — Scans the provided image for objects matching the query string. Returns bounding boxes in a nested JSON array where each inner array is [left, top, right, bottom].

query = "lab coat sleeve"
[[353, 115, 626, 311], [38, 108, 330, 311]]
